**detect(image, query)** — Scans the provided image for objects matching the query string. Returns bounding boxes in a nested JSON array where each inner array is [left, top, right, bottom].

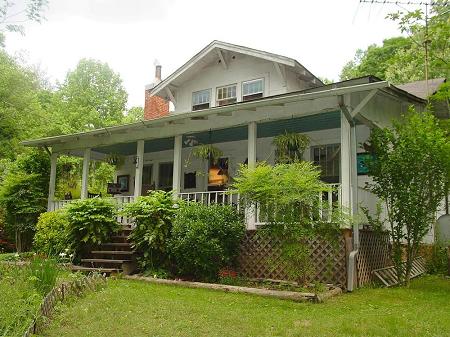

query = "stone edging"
[[125, 275, 342, 303]]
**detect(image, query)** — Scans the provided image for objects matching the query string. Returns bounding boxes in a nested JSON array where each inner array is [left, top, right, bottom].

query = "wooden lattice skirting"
[[22, 273, 106, 337], [238, 230, 348, 287]]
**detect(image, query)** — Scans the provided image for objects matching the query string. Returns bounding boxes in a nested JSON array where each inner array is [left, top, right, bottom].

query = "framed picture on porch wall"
[[117, 175, 130, 192]]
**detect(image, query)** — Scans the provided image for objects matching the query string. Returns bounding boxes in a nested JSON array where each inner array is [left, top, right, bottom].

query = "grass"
[[0, 255, 75, 337], [41, 275, 450, 337]]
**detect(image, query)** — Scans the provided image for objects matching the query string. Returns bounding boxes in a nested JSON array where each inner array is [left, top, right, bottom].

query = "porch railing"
[[48, 184, 341, 226]]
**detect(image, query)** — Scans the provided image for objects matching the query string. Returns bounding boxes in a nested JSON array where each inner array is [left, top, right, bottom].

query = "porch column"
[[340, 113, 357, 215], [47, 152, 58, 211], [134, 140, 145, 198], [80, 148, 91, 200], [247, 122, 257, 169], [172, 135, 182, 197], [246, 122, 257, 230]]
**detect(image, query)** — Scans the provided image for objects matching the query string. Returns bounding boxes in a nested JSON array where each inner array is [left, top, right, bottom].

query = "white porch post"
[[340, 113, 358, 215], [80, 148, 91, 200], [340, 113, 351, 213], [134, 140, 145, 198], [47, 152, 58, 211], [246, 122, 257, 230], [172, 135, 182, 197]]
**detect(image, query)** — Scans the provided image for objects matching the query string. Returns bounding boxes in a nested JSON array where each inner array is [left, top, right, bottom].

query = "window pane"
[[243, 79, 263, 97], [193, 89, 210, 106]]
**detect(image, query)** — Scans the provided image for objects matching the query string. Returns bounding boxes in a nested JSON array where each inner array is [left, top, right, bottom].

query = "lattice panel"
[[357, 230, 391, 286], [238, 231, 347, 287]]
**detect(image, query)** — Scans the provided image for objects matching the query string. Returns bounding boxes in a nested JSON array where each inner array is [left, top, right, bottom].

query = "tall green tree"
[[51, 58, 128, 134], [340, 1, 449, 84], [0, 49, 49, 159], [365, 110, 450, 286]]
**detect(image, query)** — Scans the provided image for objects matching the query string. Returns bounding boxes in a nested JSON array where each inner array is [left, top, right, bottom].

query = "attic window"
[[242, 78, 264, 101], [216, 84, 237, 106], [192, 89, 211, 111]]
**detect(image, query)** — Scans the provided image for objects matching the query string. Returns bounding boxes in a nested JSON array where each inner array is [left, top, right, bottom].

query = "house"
[[22, 40, 426, 230]]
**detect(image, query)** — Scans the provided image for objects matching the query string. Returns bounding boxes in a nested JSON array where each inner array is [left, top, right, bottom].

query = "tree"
[[340, 1, 449, 84], [340, 37, 412, 81], [0, 49, 49, 159], [0, 0, 48, 46], [51, 58, 128, 134], [0, 149, 50, 251], [365, 110, 450, 285], [124, 106, 144, 123]]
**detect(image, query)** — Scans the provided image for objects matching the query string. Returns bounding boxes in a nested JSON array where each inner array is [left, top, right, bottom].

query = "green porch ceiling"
[[93, 111, 340, 156]]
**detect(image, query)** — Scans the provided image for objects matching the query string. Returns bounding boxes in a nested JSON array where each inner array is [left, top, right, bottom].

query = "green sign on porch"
[[357, 152, 373, 175]]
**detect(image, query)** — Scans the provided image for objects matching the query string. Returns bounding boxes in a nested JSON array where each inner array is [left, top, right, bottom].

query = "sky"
[[4, 0, 414, 108]]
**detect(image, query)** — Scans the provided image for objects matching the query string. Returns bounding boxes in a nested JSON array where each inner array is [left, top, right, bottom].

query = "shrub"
[[66, 198, 119, 256], [122, 191, 176, 270], [169, 203, 244, 281], [28, 257, 59, 295], [233, 162, 342, 284], [33, 210, 70, 257]]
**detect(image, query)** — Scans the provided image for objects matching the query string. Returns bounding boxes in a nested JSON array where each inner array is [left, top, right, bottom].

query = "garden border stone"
[[125, 275, 342, 303]]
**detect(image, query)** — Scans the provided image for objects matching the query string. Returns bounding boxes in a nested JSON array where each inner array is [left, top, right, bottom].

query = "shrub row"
[[33, 192, 245, 281]]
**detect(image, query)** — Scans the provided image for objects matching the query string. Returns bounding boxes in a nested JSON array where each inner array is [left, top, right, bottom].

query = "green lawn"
[[41, 275, 450, 337]]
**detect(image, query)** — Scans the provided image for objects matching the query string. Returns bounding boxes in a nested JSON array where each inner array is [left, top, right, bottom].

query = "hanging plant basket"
[[273, 132, 310, 163], [105, 153, 125, 168], [191, 144, 223, 165]]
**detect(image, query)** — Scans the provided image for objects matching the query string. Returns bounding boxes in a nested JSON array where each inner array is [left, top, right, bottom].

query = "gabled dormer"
[[144, 41, 323, 119]]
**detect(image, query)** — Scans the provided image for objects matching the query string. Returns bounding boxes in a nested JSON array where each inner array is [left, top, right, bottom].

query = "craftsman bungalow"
[[23, 40, 426, 230]]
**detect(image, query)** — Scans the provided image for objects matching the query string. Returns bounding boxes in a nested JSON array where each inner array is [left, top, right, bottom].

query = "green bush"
[[426, 244, 449, 275], [66, 198, 119, 255], [122, 191, 176, 270], [169, 203, 244, 281], [28, 257, 59, 295], [33, 210, 70, 257]]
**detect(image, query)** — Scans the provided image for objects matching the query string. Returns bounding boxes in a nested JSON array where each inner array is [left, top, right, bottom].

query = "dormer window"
[[192, 89, 211, 111], [242, 78, 264, 101], [216, 84, 237, 106]]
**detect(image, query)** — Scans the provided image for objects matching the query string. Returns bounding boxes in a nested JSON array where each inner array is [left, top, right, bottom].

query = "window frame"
[[242, 78, 264, 102], [192, 89, 211, 111], [216, 83, 237, 106]]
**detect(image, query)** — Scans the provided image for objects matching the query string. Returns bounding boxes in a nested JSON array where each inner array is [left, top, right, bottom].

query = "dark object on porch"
[[64, 191, 72, 200], [88, 192, 102, 198], [372, 257, 426, 287], [107, 183, 122, 195], [117, 175, 130, 192]]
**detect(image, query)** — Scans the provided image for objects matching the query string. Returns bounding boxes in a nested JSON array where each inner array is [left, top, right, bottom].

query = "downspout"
[[339, 96, 360, 292]]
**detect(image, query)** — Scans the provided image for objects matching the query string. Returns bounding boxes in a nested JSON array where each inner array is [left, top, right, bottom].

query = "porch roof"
[[22, 79, 425, 155]]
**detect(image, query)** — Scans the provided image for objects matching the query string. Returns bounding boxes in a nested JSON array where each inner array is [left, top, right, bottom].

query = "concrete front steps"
[[71, 225, 137, 276]]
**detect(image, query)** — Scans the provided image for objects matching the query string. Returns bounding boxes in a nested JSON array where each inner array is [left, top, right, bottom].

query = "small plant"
[[66, 198, 119, 256], [28, 257, 59, 295], [33, 210, 70, 257], [123, 191, 177, 270], [169, 203, 245, 282]]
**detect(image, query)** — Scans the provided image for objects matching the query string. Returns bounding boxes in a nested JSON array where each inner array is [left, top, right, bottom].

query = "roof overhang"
[[22, 81, 425, 154]]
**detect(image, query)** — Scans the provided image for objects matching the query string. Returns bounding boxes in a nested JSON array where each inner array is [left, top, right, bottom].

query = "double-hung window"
[[242, 78, 264, 101], [192, 89, 211, 111], [311, 144, 340, 183], [216, 84, 237, 106]]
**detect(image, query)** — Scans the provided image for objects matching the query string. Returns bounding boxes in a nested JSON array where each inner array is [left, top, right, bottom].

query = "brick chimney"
[[144, 63, 169, 120]]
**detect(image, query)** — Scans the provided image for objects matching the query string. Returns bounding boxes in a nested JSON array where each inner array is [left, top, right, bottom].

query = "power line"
[[359, 1, 446, 5]]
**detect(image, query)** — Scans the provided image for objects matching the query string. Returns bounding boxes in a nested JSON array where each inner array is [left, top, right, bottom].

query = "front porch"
[[25, 80, 424, 229]]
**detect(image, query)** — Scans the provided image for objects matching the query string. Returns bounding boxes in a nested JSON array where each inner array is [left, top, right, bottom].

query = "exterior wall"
[[172, 55, 311, 114]]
